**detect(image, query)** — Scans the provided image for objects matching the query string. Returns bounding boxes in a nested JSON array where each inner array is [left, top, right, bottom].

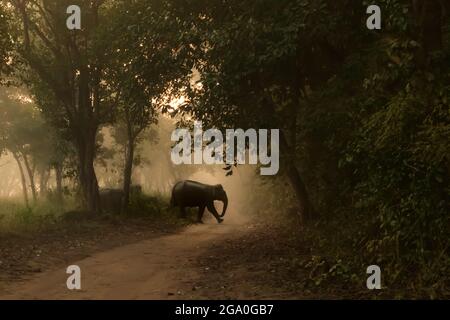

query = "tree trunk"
[[38, 169, 45, 197], [76, 130, 100, 213], [22, 153, 37, 204], [13, 153, 29, 208], [413, 0, 444, 65], [39, 168, 50, 198], [55, 163, 64, 204], [262, 96, 315, 223], [122, 136, 135, 212], [279, 130, 316, 223], [74, 64, 101, 213], [421, 0, 443, 53]]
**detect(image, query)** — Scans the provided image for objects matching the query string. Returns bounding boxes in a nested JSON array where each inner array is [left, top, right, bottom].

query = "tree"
[[8, 0, 195, 212], [112, 96, 157, 211], [173, 0, 338, 222], [0, 4, 13, 82], [99, 0, 195, 210], [8, 0, 119, 212], [0, 87, 45, 206]]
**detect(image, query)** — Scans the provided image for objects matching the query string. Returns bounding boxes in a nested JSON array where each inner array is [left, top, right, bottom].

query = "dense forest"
[[0, 0, 449, 299]]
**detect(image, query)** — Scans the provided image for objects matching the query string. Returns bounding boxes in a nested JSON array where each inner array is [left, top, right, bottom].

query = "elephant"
[[100, 185, 142, 213], [170, 180, 228, 224], [99, 188, 124, 213]]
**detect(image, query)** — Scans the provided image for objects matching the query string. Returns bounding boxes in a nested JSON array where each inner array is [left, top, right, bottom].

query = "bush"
[[127, 193, 170, 217], [0, 198, 70, 232], [296, 34, 450, 297]]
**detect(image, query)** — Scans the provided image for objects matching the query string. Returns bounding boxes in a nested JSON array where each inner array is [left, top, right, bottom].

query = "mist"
[[96, 116, 279, 224], [0, 106, 280, 225]]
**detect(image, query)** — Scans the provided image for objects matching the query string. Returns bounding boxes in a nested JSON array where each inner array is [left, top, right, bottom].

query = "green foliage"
[[0, 197, 72, 232], [123, 192, 189, 227], [173, 0, 449, 297], [127, 193, 168, 217], [292, 1, 450, 297], [0, 4, 13, 81]]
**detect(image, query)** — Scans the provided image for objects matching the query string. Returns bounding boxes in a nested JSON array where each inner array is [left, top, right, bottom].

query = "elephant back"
[[172, 180, 213, 206]]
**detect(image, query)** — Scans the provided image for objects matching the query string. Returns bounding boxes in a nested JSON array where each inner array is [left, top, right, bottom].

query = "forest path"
[[0, 215, 248, 300]]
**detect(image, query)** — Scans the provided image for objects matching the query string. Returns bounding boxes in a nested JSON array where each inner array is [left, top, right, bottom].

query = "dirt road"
[[0, 219, 245, 300]]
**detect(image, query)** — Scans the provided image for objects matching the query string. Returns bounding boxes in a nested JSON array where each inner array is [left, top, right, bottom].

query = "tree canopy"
[[0, 0, 448, 297]]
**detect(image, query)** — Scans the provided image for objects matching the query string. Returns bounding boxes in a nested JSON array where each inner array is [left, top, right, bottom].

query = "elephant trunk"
[[221, 194, 228, 217]]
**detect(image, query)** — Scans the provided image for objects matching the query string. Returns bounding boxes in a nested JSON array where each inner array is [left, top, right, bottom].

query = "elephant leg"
[[207, 202, 224, 224], [197, 205, 205, 223]]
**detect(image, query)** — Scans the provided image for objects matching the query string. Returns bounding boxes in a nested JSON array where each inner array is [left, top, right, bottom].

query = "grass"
[[0, 193, 189, 235], [0, 197, 78, 233]]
